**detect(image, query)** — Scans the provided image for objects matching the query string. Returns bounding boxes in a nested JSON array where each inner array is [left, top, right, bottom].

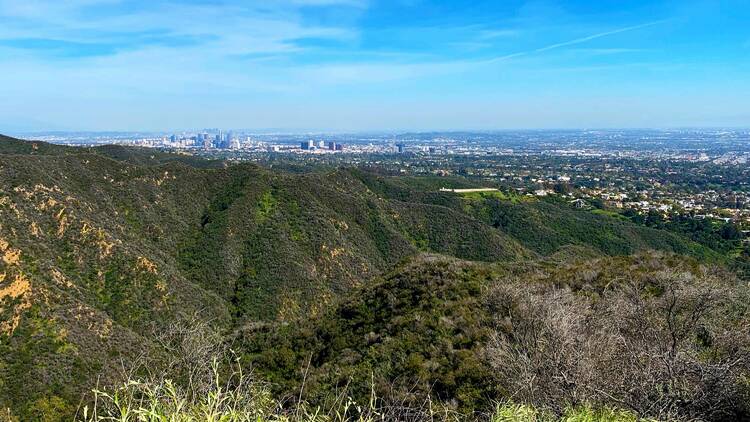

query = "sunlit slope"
[[352, 170, 722, 261]]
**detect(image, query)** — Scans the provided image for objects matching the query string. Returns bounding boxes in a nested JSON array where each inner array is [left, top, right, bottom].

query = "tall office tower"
[[328, 141, 336, 150]]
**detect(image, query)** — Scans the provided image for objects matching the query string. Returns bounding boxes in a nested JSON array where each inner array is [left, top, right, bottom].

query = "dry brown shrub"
[[484, 266, 750, 421]]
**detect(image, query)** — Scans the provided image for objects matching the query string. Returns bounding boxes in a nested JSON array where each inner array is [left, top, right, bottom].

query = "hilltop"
[[0, 134, 224, 167]]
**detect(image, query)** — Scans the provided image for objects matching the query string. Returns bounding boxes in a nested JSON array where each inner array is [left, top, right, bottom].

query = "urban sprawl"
[[24, 129, 750, 239]]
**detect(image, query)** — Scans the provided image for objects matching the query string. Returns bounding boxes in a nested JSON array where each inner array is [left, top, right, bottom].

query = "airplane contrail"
[[487, 19, 667, 64]]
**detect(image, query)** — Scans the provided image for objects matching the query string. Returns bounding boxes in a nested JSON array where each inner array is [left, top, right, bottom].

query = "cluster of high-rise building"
[[300, 139, 344, 151], [163, 132, 348, 153], [168, 130, 243, 150]]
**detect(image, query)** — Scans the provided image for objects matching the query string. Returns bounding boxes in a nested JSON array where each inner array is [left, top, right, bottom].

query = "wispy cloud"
[[0, 32, 216, 57], [0, 0, 361, 59], [537, 20, 665, 52], [487, 20, 667, 63], [0, 0, 372, 102], [567, 48, 651, 56], [295, 60, 472, 85], [477, 29, 521, 40], [289, 0, 367, 7]]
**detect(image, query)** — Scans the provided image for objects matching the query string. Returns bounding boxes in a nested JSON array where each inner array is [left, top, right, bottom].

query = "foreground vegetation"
[[75, 376, 657, 422], [69, 319, 659, 422], [243, 253, 750, 421]]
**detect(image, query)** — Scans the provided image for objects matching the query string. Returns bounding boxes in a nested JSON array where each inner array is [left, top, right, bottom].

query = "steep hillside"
[[178, 166, 530, 320], [0, 152, 230, 418], [353, 170, 722, 261]]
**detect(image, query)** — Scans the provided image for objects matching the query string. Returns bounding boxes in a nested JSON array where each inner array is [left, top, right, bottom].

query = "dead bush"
[[484, 267, 750, 421]]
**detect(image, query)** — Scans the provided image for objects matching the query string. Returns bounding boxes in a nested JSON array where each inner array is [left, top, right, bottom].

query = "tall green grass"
[[78, 359, 387, 422], [77, 365, 657, 422], [491, 402, 657, 422]]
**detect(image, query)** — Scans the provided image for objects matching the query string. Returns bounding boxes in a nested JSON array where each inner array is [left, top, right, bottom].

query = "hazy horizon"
[[7, 126, 750, 136]]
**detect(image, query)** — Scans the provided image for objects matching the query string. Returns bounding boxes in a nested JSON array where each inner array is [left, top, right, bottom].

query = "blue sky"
[[0, 0, 748, 131]]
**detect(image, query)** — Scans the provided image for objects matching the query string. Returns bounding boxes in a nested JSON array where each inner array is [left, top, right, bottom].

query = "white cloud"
[[0, 1, 362, 103], [0, 0, 360, 55]]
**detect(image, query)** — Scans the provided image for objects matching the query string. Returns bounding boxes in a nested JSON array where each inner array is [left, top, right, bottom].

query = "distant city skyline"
[[1, 0, 749, 132]]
